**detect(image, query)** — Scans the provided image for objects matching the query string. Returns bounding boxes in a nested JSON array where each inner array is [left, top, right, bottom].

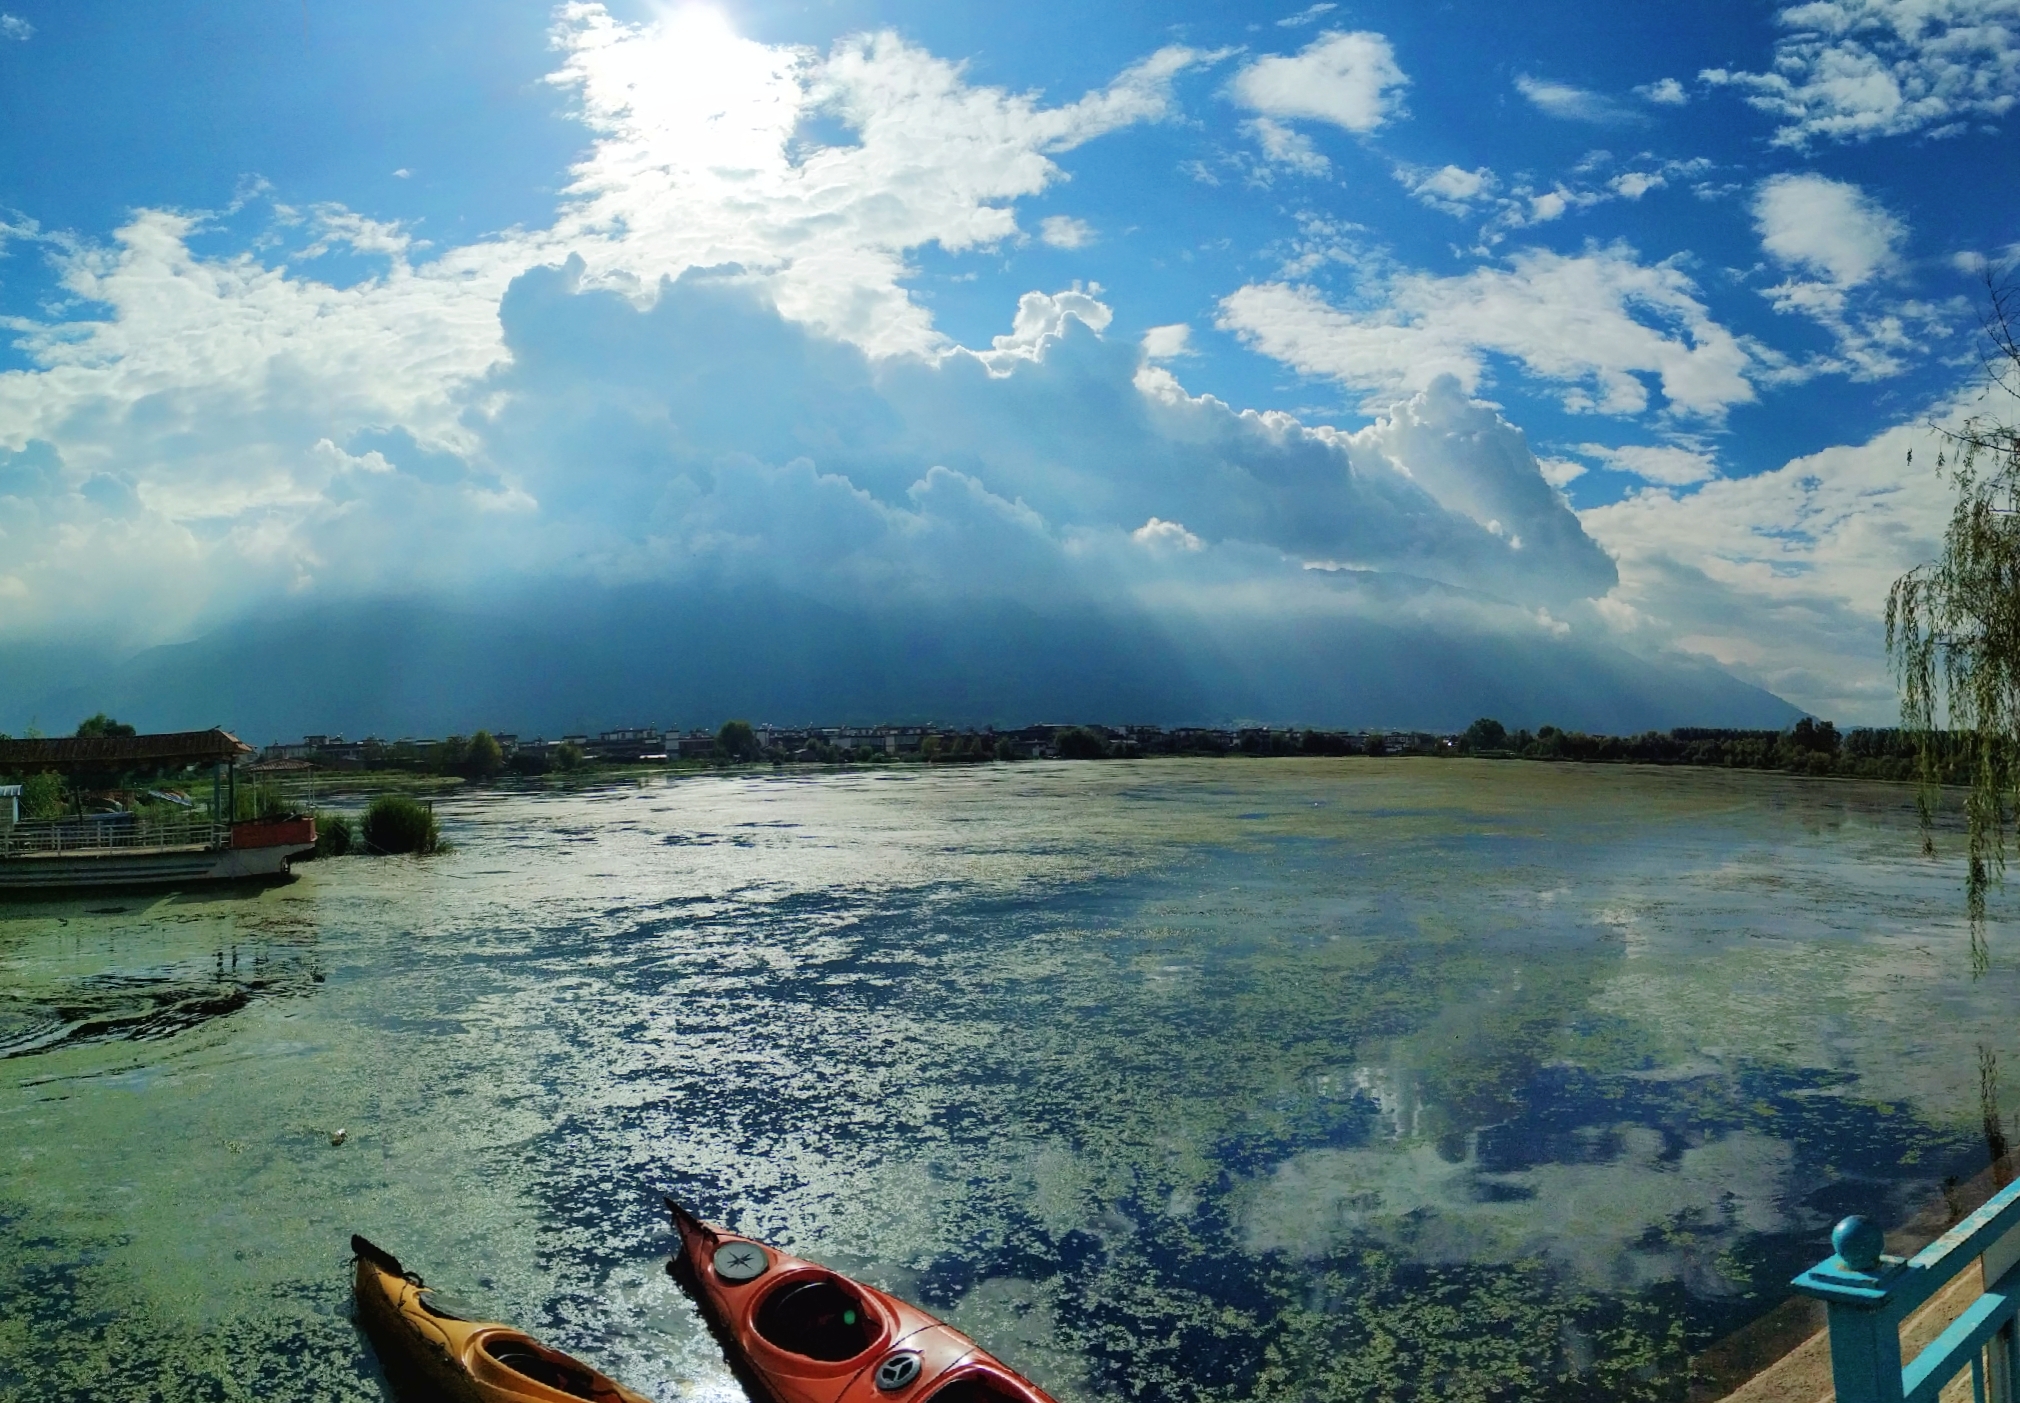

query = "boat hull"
[[0, 842, 311, 891]]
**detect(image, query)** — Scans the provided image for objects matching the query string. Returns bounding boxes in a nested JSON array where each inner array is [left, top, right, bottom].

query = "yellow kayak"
[[352, 1234, 652, 1403]]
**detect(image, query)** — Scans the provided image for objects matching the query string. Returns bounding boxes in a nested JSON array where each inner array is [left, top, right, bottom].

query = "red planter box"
[[231, 816, 315, 849]]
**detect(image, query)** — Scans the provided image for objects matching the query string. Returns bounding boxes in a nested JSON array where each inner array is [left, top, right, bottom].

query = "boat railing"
[[1795, 1176, 2020, 1403], [0, 812, 226, 857]]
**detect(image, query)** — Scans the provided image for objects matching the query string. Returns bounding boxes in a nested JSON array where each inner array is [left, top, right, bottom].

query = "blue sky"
[[0, 0, 2016, 723]]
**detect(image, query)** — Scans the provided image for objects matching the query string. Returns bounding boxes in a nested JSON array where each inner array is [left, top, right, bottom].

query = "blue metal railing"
[[1795, 1178, 2020, 1403]]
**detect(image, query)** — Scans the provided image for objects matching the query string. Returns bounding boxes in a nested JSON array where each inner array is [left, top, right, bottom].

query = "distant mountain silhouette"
[[1, 582, 1800, 742]]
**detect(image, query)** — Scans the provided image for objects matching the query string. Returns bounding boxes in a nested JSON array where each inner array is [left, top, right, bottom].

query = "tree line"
[[1455, 716, 1960, 781]]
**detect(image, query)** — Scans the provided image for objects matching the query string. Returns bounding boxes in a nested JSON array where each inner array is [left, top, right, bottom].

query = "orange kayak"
[[352, 1234, 652, 1403], [666, 1198, 1059, 1403]]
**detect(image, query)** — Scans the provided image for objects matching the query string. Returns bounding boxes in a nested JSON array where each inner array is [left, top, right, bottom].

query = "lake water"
[[2, 759, 2015, 1403]]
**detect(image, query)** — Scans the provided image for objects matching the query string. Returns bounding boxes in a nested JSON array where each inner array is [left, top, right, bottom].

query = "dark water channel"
[[1, 759, 2014, 1402]]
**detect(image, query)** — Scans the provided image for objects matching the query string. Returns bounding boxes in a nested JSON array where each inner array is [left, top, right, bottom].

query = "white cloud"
[[392, 168, 411, 179], [1039, 215, 1096, 249], [1636, 77, 1690, 104], [1263, 211, 1369, 279], [1454, 156, 1708, 246], [1580, 407, 1961, 721], [545, 5, 1219, 356], [1537, 457, 1588, 487], [1217, 245, 1757, 420], [1277, 3, 1337, 26], [0, 207, 507, 488], [0, 13, 30, 40], [1701, 0, 2020, 146], [978, 287, 1113, 368], [1753, 172, 1905, 286], [1610, 170, 1665, 198], [1140, 323, 1194, 360], [1244, 116, 1331, 173], [1749, 173, 1937, 378], [1395, 163, 1497, 214], [1345, 376, 1618, 583], [1230, 31, 1409, 133], [1951, 240, 2020, 274], [1578, 442, 1720, 485], [296, 205, 416, 261], [1515, 74, 1639, 123], [1133, 517, 1204, 550]]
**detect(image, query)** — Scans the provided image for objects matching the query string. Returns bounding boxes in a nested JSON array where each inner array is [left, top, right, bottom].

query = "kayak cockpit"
[[922, 1381, 1026, 1403], [480, 1334, 603, 1400], [752, 1276, 880, 1362]]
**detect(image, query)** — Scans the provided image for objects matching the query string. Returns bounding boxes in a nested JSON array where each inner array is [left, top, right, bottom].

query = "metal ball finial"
[[1833, 1215, 1884, 1271]]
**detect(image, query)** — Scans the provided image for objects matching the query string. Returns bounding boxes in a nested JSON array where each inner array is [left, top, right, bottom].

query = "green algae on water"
[[1, 760, 2014, 1401]]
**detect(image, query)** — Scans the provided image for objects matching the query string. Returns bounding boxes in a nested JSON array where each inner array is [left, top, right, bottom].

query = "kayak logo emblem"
[[712, 1242, 769, 1283], [875, 1352, 923, 1391]]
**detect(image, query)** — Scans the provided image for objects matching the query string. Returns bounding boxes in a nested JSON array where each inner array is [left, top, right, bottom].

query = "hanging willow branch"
[[1887, 276, 2020, 968]]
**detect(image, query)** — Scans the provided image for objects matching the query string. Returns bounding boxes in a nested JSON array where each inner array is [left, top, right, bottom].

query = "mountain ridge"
[[0, 583, 1803, 742]]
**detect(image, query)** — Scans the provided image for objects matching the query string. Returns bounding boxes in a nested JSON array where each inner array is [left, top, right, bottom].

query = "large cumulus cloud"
[[0, 227, 1622, 657], [0, 235, 1709, 731], [459, 258, 1618, 612]]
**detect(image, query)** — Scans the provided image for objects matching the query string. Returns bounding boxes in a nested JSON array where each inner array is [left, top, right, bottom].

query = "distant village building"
[[586, 728, 664, 762], [262, 734, 372, 768]]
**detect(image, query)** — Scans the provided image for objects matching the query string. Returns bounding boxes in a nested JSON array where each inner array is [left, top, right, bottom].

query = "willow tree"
[[1887, 279, 2020, 961]]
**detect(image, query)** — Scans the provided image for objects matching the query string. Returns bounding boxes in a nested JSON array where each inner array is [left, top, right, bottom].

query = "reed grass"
[[360, 796, 442, 855]]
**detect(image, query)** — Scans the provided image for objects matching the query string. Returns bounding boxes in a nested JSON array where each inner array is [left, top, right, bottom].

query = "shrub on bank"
[[20, 771, 65, 818], [311, 812, 353, 858], [361, 796, 442, 855]]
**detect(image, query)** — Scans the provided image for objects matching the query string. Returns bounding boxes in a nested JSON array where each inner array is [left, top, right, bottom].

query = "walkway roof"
[[0, 729, 253, 775]]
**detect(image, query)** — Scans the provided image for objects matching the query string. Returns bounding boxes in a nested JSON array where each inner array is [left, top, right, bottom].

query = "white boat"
[[0, 730, 317, 892]]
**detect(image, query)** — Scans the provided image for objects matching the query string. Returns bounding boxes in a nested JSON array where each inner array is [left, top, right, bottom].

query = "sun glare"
[[567, 3, 804, 178]]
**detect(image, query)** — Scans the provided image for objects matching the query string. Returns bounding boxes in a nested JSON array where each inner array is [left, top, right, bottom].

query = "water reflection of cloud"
[[1238, 1127, 1794, 1293], [1352, 1062, 1425, 1140]]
